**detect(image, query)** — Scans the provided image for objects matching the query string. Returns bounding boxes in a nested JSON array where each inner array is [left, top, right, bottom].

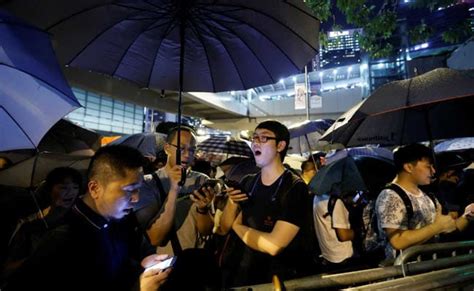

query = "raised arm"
[[231, 212, 299, 256], [146, 166, 181, 246]]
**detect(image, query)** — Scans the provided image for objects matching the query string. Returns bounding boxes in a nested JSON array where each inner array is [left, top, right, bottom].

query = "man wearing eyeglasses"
[[218, 120, 314, 286], [135, 126, 215, 256]]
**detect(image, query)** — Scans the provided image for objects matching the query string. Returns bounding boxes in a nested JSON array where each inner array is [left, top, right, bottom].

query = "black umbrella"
[[4, 0, 320, 183], [320, 68, 474, 147], [309, 148, 396, 197]]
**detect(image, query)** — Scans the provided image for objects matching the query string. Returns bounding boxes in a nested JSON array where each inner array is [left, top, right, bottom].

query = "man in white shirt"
[[313, 194, 354, 266]]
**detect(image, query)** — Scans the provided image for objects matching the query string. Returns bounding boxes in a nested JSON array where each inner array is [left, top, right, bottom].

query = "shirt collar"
[[73, 199, 109, 230]]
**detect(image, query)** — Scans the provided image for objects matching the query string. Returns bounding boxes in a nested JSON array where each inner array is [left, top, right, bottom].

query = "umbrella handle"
[[179, 167, 186, 186]]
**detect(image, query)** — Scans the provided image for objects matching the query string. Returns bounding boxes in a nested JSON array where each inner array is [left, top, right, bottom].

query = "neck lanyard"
[[249, 169, 287, 202]]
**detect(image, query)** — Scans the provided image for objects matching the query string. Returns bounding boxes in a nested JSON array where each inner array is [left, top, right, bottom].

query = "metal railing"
[[233, 240, 474, 290]]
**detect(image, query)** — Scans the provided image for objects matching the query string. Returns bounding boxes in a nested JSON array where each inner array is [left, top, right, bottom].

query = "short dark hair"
[[393, 144, 433, 173], [301, 160, 316, 172], [255, 120, 290, 162], [44, 167, 83, 196], [166, 125, 196, 144], [88, 145, 145, 183]]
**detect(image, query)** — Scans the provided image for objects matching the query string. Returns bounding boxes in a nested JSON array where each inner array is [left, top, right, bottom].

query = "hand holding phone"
[[144, 256, 176, 273]]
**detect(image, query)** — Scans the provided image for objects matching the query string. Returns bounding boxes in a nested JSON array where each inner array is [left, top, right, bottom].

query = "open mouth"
[[254, 150, 262, 156]]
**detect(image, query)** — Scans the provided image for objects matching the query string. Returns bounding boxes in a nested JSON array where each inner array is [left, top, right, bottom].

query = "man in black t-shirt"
[[218, 120, 311, 286]]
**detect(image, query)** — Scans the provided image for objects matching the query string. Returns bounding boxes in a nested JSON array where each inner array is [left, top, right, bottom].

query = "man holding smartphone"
[[218, 120, 314, 286], [135, 126, 215, 254]]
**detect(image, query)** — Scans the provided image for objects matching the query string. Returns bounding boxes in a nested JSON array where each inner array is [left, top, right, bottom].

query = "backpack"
[[324, 191, 379, 258]]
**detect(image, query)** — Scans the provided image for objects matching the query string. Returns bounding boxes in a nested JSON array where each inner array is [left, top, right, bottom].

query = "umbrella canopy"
[[197, 136, 253, 158], [0, 10, 80, 152], [320, 68, 474, 147], [435, 137, 474, 152], [0, 152, 90, 188], [288, 119, 334, 155], [3, 0, 320, 92], [37, 119, 101, 156], [109, 132, 167, 159], [309, 147, 395, 197]]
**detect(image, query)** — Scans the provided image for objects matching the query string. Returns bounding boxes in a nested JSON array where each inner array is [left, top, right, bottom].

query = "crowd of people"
[[0, 120, 473, 290]]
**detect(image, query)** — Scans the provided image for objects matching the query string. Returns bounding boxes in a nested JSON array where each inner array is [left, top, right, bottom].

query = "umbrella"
[[109, 132, 167, 159], [0, 152, 90, 188], [434, 137, 474, 153], [320, 68, 474, 147], [309, 147, 395, 197], [0, 10, 80, 152], [37, 119, 101, 156], [288, 119, 334, 155], [4, 0, 319, 182], [197, 136, 253, 158]]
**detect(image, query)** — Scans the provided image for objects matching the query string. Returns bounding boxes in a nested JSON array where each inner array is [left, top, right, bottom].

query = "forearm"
[[232, 223, 282, 256], [456, 216, 469, 232], [217, 201, 240, 235], [196, 208, 214, 236], [387, 224, 441, 250], [146, 189, 178, 246]]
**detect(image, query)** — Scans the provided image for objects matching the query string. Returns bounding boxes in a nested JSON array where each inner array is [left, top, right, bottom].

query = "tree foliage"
[[306, 0, 472, 59]]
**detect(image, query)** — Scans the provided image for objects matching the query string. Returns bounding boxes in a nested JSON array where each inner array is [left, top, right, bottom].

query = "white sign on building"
[[294, 83, 306, 110]]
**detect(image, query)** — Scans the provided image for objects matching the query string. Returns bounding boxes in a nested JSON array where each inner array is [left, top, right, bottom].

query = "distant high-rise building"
[[318, 29, 363, 69]]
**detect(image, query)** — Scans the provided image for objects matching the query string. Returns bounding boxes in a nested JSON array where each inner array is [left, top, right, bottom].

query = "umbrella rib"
[[197, 3, 319, 51], [190, 14, 246, 91], [147, 20, 180, 88], [45, 3, 163, 31], [185, 16, 218, 92], [0, 63, 80, 106], [110, 17, 174, 79], [0, 105, 36, 149], [193, 10, 276, 88], [197, 5, 304, 77], [62, 9, 154, 66]]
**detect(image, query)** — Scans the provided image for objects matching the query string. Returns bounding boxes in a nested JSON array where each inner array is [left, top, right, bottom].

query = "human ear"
[[88, 180, 101, 199], [276, 140, 286, 153]]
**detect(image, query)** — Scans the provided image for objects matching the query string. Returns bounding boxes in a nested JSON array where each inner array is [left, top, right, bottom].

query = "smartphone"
[[197, 179, 221, 195], [144, 256, 176, 273]]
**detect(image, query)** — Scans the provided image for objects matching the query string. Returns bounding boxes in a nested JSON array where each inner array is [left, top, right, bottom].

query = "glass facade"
[[66, 88, 144, 135]]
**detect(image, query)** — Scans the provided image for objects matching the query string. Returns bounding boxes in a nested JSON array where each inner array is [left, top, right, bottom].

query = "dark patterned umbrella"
[[320, 68, 474, 147], [197, 136, 252, 158]]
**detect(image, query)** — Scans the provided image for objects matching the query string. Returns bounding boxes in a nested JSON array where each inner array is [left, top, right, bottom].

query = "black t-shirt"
[[233, 170, 309, 286]]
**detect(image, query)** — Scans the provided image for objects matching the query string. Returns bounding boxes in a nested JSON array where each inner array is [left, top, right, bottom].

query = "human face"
[[95, 168, 143, 220], [409, 158, 435, 186], [251, 128, 282, 168], [165, 131, 196, 168], [51, 177, 80, 208]]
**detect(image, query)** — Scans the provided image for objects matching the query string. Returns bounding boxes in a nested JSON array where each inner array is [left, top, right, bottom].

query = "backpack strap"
[[151, 172, 182, 255], [323, 195, 339, 219], [386, 184, 414, 223]]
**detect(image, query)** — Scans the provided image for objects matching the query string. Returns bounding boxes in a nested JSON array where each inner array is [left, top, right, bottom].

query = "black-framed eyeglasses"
[[169, 143, 196, 154], [251, 135, 278, 144]]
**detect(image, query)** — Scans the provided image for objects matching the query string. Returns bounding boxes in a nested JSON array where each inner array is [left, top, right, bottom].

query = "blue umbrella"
[[0, 10, 80, 152]]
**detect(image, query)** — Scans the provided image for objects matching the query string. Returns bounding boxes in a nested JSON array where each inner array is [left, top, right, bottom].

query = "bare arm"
[[146, 166, 182, 246], [232, 212, 300, 256], [190, 187, 215, 236], [385, 208, 456, 250], [335, 228, 354, 242], [216, 188, 248, 235]]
